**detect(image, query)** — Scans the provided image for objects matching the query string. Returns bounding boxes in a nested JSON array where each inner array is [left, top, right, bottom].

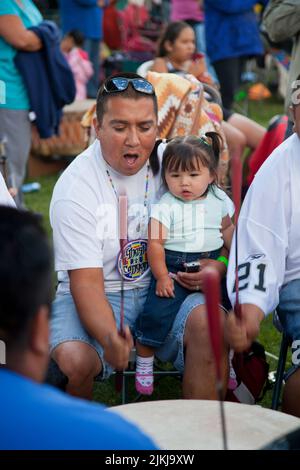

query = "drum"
[[31, 99, 95, 158], [111, 399, 300, 450]]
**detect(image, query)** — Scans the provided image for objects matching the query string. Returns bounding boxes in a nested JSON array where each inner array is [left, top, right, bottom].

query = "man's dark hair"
[[96, 72, 158, 124], [0, 207, 52, 352]]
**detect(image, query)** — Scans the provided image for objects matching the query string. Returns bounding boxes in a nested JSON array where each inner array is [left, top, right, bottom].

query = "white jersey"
[[0, 173, 15, 207], [227, 133, 300, 316], [50, 140, 165, 294]]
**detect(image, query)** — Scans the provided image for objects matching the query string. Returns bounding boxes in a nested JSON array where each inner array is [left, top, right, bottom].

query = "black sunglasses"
[[103, 77, 155, 95]]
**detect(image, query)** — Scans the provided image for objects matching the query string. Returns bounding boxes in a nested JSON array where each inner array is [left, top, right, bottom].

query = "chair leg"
[[271, 333, 289, 410], [121, 372, 128, 405]]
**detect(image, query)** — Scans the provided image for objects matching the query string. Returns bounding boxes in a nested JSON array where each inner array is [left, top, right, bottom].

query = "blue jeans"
[[50, 286, 207, 379], [135, 248, 221, 348], [277, 279, 300, 379]]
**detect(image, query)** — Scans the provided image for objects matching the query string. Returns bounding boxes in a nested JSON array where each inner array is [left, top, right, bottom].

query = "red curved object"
[[231, 152, 243, 319], [202, 267, 222, 379]]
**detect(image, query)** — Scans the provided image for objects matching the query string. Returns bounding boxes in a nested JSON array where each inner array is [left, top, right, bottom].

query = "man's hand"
[[174, 258, 227, 291], [156, 275, 175, 297], [225, 304, 264, 352], [103, 325, 134, 370]]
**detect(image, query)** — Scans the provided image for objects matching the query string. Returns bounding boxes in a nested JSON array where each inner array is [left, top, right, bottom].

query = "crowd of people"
[[1, 0, 300, 450]]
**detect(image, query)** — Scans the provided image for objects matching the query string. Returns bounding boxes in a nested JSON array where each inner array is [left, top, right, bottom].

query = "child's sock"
[[228, 349, 238, 390], [135, 355, 154, 395]]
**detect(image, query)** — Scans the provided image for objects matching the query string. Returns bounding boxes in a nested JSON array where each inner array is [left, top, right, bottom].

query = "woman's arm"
[[150, 58, 168, 74], [0, 15, 42, 51]]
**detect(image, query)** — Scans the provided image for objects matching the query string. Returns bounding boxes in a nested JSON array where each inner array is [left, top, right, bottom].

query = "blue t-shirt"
[[0, 369, 157, 450], [59, 0, 104, 40], [0, 0, 42, 110]]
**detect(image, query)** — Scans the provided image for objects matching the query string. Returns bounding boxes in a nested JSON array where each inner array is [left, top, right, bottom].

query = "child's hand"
[[8, 187, 17, 198], [155, 275, 175, 298]]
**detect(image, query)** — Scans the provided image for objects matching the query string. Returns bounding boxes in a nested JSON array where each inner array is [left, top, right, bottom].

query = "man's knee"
[[184, 306, 209, 342], [184, 305, 225, 344], [52, 341, 102, 384]]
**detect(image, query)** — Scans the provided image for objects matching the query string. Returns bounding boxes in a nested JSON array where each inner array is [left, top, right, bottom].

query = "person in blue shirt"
[[204, 0, 267, 111], [0, 0, 43, 207], [0, 206, 157, 450]]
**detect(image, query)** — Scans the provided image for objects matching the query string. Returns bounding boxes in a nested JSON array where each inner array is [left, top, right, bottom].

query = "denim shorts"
[[50, 288, 206, 379], [277, 279, 300, 380], [135, 248, 220, 348]]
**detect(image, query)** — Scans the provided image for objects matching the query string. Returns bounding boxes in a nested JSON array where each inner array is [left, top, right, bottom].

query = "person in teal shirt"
[[0, 0, 42, 206]]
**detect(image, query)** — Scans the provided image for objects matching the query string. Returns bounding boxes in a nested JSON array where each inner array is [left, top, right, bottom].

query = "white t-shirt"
[[227, 133, 300, 316], [0, 173, 15, 207], [50, 140, 165, 293], [151, 188, 229, 252]]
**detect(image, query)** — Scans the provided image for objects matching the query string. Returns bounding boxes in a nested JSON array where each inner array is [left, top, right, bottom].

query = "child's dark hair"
[[161, 132, 222, 192], [65, 29, 84, 48], [157, 21, 192, 57]]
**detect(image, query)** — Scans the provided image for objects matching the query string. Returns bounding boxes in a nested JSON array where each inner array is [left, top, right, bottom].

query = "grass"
[[24, 93, 286, 408]]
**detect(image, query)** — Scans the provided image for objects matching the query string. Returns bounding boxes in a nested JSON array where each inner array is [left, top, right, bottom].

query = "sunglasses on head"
[[103, 77, 155, 95]]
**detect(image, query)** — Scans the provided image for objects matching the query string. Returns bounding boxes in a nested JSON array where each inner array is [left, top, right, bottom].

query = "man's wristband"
[[217, 256, 228, 268]]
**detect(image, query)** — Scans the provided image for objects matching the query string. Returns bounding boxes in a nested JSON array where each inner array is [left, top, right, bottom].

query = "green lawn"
[[24, 95, 287, 408]]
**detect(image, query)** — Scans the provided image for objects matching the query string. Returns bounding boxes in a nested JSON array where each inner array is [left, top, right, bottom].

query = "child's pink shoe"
[[135, 373, 154, 395]]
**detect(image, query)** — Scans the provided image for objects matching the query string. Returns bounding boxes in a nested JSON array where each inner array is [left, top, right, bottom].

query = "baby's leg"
[[135, 340, 155, 395]]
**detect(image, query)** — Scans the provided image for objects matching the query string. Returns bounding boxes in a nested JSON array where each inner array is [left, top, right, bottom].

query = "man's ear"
[[29, 306, 49, 357]]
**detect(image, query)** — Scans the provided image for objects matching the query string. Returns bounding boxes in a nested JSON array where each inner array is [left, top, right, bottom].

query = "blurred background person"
[[61, 29, 93, 100], [151, 21, 265, 160], [170, 0, 218, 82], [204, 0, 267, 112], [59, 0, 109, 99]]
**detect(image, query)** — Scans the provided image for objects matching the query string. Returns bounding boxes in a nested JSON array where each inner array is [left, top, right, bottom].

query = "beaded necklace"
[[106, 163, 150, 237]]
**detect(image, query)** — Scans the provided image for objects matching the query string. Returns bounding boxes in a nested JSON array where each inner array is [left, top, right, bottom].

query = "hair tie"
[[199, 136, 211, 147]]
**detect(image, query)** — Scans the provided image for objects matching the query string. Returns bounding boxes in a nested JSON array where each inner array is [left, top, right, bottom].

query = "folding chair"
[[118, 348, 182, 405], [271, 311, 292, 410], [271, 332, 290, 410]]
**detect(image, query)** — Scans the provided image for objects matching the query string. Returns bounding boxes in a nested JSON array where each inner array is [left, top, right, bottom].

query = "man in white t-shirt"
[[226, 77, 300, 417], [50, 72, 228, 400], [0, 172, 15, 207]]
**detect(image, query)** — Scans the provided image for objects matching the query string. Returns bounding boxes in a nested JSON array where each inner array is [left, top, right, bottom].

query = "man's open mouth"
[[123, 154, 139, 166]]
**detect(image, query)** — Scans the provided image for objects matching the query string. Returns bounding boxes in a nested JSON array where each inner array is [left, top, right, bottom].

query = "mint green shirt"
[[0, 0, 42, 110], [151, 188, 230, 252]]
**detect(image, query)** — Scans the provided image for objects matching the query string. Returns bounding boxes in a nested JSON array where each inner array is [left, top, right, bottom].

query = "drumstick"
[[203, 267, 228, 450], [115, 194, 127, 393], [119, 194, 128, 335], [231, 151, 243, 320]]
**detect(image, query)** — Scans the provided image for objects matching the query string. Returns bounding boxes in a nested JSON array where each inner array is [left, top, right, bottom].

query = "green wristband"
[[217, 256, 228, 268]]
